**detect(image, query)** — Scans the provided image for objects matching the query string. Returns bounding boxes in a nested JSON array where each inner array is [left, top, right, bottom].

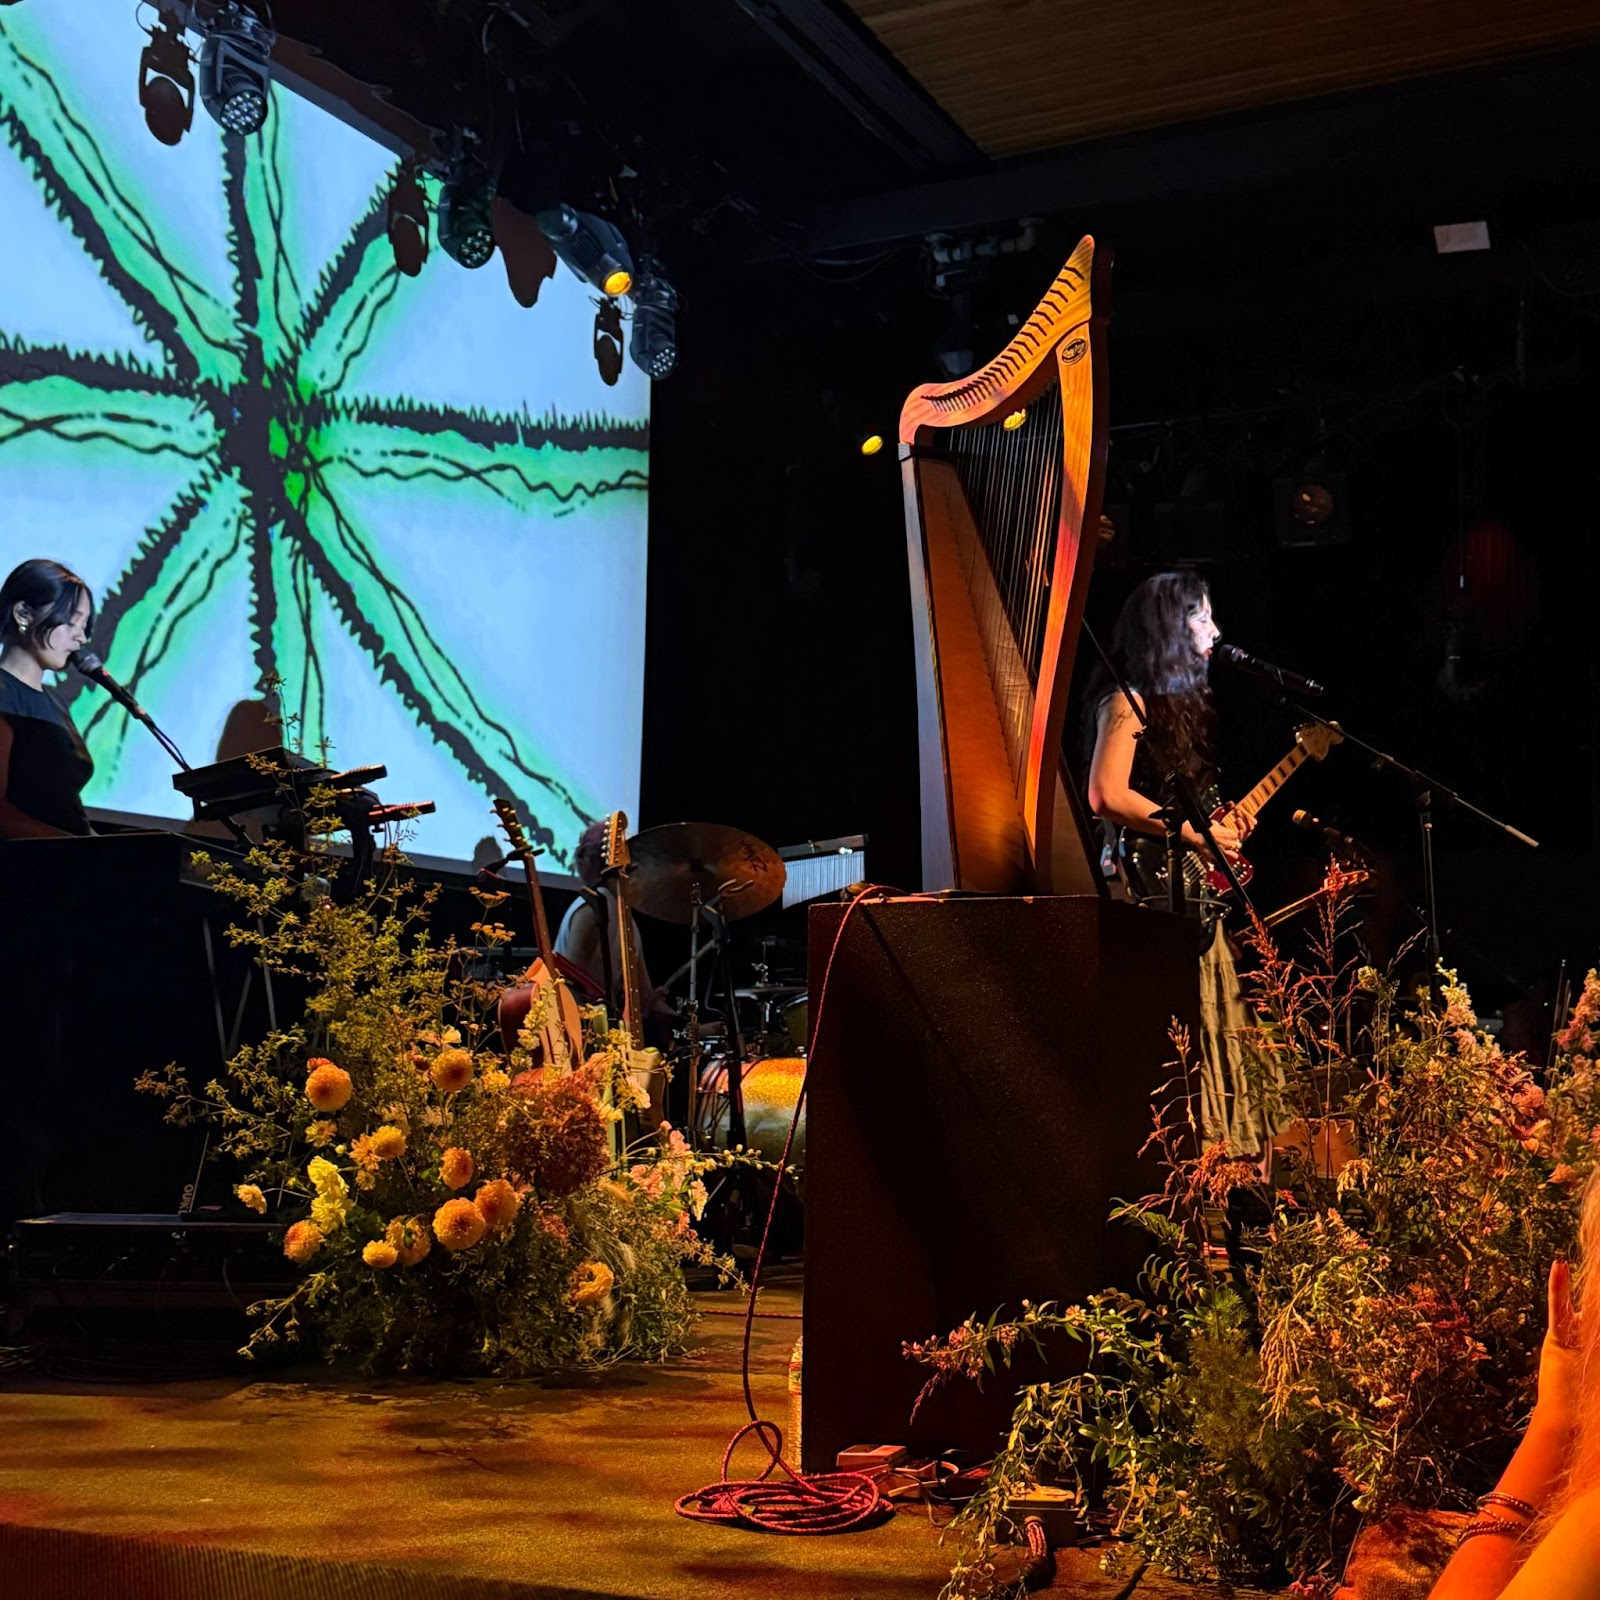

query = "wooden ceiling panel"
[[844, 0, 1600, 156]]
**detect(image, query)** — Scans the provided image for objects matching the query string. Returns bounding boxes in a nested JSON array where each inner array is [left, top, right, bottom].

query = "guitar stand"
[[679, 884, 749, 1153]]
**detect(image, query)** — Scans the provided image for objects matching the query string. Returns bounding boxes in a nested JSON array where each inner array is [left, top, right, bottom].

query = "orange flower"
[[440, 1146, 474, 1190], [474, 1179, 521, 1232], [433, 1197, 487, 1252], [362, 1240, 399, 1269], [306, 1120, 338, 1147], [283, 1220, 325, 1264], [369, 1124, 407, 1161], [350, 1134, 378, 1170], [431, 1048, 474, 1092], [385, 1215, 431, 1267], [570, 1259, 614, 1308], [305, 1062, 353, 1111], [235, 1183, 267, 1214]]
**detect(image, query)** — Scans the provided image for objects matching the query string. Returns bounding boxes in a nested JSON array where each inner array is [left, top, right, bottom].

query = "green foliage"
[[907, 891, 1600, 1594], [139, 799, 735, 1376]]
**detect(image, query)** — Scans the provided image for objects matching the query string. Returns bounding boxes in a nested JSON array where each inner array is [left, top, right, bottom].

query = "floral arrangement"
[[139, 808, 732, 1375], [906, 888, 1600, 1594]]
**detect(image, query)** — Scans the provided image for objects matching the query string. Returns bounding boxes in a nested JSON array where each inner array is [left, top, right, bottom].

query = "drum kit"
[[618, 820, 809, 1167]]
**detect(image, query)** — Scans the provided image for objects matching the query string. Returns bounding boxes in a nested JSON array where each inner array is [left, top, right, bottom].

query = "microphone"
[[68, 649, 154, 725], [1216, 642, 1324, 696], [1293, 809, 1372, 858]]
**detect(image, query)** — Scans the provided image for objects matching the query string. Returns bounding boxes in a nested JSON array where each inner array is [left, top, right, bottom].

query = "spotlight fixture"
[[386, 163, 429, 276], [138, 13, 195, 147], [197, 3, 275, 137], [535, 204, 633, 297], [437, 165, 497, 269], [627, 264, 678, 380]]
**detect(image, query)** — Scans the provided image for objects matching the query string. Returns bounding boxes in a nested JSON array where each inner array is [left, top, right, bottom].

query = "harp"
[[899, 234, 1111, 894]]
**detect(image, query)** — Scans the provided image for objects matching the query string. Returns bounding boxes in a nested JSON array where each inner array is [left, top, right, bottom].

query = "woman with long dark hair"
[[1085, 569, 1277, 1152], [0, 559, 95, 839]]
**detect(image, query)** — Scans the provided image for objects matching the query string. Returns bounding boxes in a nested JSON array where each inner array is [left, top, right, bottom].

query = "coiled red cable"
[[675, 887, 898, 1536]]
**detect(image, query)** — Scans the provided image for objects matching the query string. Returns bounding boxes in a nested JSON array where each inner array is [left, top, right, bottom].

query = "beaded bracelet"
[[1476, 1492, 1538, 1521], [1456, 1514, 1524, 1548]]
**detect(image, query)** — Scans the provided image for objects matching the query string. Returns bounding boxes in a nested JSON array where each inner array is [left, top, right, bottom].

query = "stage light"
[[859, 434, 884, 456], [535, 204, 633, 298], [386, 164, 429, 276], [437, 165, 496, 269], [1003, 407, 1026, 430], [628, 265, 678, 380], [197, 3, 274, 137], [138, 13, 194, 147]]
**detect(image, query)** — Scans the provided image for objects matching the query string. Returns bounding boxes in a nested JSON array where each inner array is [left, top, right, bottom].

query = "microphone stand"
[[1280, 697, 1537, 987], [1080, 622, 1256, 920]]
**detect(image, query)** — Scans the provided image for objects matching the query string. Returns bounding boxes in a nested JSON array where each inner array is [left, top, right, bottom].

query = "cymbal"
[[735, 984, 807, 1000], [623, 822, 786, 924]]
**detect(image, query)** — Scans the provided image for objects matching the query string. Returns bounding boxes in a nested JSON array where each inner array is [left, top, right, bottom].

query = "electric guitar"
[[1119, 722, 1343, 912], [602, 811, 666, 1120], [492, 797, 584, 1069]]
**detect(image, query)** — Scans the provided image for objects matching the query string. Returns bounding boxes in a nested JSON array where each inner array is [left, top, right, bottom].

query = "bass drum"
[[709, 1056, 807, 1169]]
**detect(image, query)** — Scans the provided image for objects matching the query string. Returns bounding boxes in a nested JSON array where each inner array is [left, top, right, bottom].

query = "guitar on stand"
[[1119, 722, 1344, 918], [492, 798, 584, 1070], [601, 811, 668, 1133]]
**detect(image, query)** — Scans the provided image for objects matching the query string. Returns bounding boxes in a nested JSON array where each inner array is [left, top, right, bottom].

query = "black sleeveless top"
[[0, 669, 94, 836]]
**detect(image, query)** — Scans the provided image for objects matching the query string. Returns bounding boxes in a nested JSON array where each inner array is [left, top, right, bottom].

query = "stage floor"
[[0, 1274, 1291, 1600]]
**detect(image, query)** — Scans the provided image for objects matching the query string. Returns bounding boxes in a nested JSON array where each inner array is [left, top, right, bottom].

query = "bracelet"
[[1456, 1515, 1525, 1548], [1476, 1492, 1538, 1521]]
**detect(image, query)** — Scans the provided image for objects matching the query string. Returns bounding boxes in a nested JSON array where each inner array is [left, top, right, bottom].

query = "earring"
[[17, 622, 27, 636]]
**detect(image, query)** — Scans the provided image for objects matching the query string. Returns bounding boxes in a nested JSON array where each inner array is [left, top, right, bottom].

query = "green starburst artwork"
[[0, 2, 650, 870]]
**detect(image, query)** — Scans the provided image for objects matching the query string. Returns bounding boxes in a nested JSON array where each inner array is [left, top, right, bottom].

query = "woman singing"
[[0, 559, 95, 840], [1084, 570, 1277, 1153]]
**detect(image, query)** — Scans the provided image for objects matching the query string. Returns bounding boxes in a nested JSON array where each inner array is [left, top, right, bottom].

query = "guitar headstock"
[[603, 810, 631, 876], [1295, 722, 1345, 764], [492, 796, 532, 860]]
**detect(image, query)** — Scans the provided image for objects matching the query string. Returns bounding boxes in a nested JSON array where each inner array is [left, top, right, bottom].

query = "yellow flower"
[[307, 1156, 352, 1233], [480, 1069, 511, 1094], [570, 1259, 615, 1308], [305, 1062, 354, 1111], [349, 1134, 378, 1170], [431, 1048, 474, 1092], [235, 1183, 267, 1214], [283, 1220, 325, 1264], [369, 1124, 407, 1161], [306, 1120, 338, 1147], [433, 1197, 487, 1252], [474, 1179, 521, 1232], [386, 1215, 431, 1267], [362, 1240, 399, 1269], [440, 1146, 474, 1190]]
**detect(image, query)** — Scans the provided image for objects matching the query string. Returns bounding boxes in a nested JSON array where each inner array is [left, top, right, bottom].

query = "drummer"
[[555, 818, 675, 1039]]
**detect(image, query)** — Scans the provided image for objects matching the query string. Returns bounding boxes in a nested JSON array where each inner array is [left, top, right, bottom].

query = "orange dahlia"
[[473, 1179, 521, 1232], [433, 1197, 487, 1252], [362, 1240, 399, 1269], [440, 1146, 474, 1190], [369, 1124, 407, 1161], [385, 1215, 431, 1267], [234, 1183, 267, 1214], [283, 1220, 325, 1264], [430, 1048, 474, 1093], [305, 1062, 353, 1111], [306, 1120, 338, 1147], [570, 1259, 615, 1308]]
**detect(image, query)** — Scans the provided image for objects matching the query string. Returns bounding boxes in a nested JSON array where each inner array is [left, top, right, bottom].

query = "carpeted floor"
[[0, 1276, 956, 1600]]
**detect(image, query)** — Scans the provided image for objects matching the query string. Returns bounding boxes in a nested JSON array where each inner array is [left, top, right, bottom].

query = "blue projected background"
[[0, 2, 650, 872]]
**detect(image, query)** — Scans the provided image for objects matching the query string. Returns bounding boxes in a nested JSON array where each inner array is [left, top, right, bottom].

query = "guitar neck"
[[1231, 745, 1310, 822], [612, 883, 644, 1049]]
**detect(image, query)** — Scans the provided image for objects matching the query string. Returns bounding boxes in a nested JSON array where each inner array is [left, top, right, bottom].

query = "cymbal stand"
[[685, 880, 705, 1146], [712, 878, 750, 1150]]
